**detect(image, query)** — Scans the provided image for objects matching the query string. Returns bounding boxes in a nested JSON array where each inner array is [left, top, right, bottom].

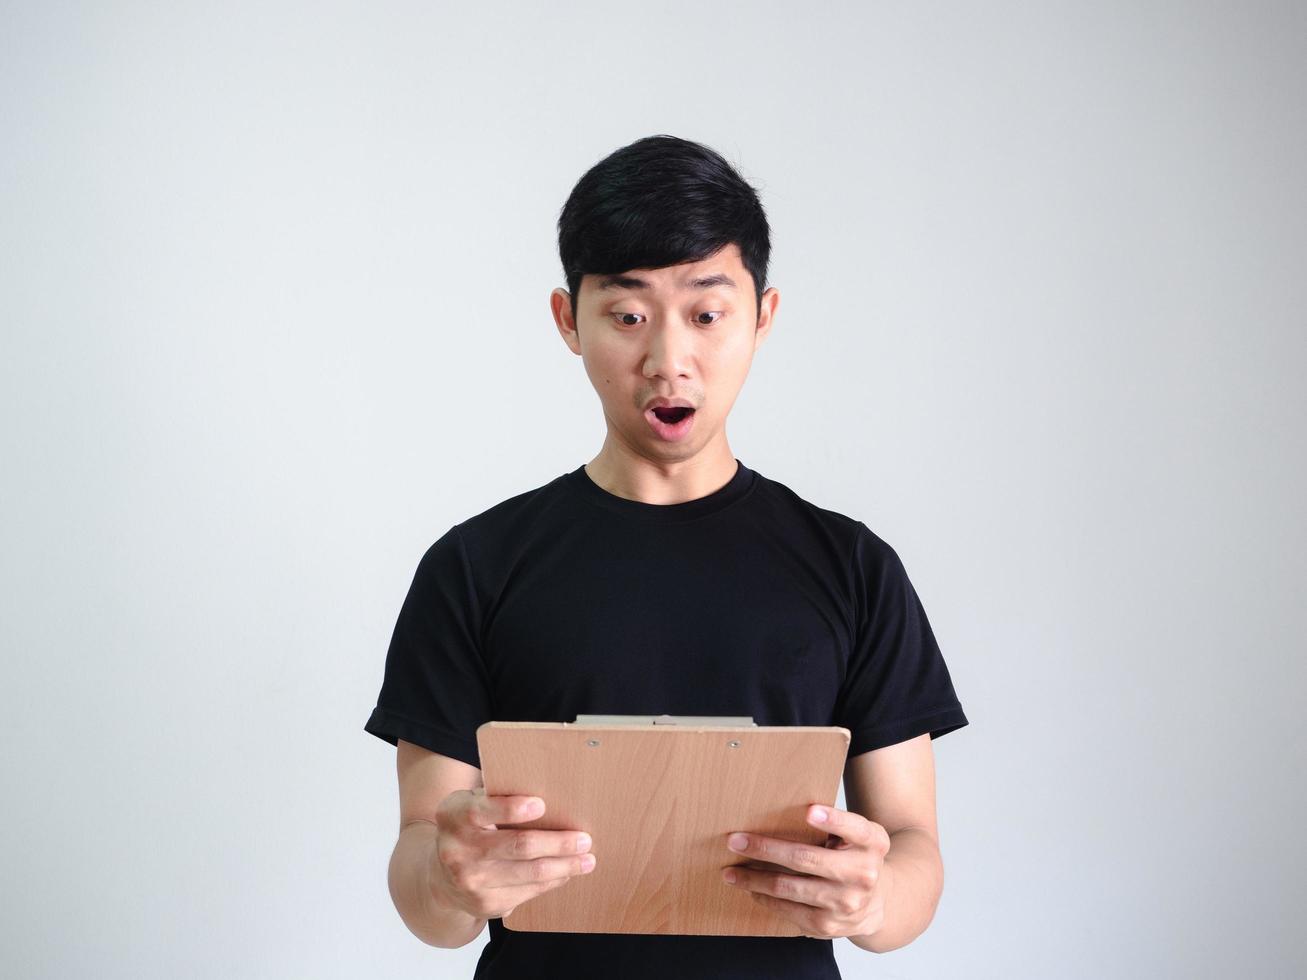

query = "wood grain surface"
[[477, 720, 851, 936]]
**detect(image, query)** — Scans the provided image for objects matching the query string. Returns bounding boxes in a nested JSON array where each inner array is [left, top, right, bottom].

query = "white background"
[[2, 2, 1303, 977]]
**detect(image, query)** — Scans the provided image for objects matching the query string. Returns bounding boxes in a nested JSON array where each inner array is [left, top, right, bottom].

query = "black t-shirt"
[[364, 458, 968, 980]]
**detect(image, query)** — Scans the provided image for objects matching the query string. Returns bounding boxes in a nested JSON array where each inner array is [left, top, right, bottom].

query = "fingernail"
[[527, 799, 544, 816], [576, 834, 591, 853], [723, 869, 738, 884], [728, 833, 748, 851], [580, 854, 596, 871], [810, 807, 828, 823]]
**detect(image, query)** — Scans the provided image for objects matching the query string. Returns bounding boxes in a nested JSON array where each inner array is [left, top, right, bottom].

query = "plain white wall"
[[2, 1, 1303, 977]]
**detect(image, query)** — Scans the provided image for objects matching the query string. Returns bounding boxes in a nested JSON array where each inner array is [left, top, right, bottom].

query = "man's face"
[[551, 242, 779, 463]]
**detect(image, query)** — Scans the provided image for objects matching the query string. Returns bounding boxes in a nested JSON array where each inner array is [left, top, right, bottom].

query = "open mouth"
[[652, 406, 694, 424]]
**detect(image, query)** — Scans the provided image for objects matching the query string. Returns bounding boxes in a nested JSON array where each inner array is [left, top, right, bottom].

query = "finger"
[[725, 831, 838, 880], [723, 864, 846, 912], [479, 827, 593, 861], [460, 870, 575, 921], [483, 851, 598, 887], [805, 805, 882, 850], [469, 793, 546, 830]]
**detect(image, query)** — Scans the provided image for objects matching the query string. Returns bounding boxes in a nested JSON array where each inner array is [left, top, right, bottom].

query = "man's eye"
[[610, 311, 723, 326]]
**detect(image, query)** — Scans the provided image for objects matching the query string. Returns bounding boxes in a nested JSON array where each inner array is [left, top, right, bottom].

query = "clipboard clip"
[[571, 714, 757, 727]]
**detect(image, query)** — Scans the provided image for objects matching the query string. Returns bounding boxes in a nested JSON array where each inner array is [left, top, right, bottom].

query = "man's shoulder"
[[462, 471, 568, 523], [446, 468, 576, 557], [751, 467, 866, 540], [751, 468, 915, 577]]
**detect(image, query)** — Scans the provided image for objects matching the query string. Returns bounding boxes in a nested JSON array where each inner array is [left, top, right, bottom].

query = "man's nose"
[[642, 319, 694, 378]]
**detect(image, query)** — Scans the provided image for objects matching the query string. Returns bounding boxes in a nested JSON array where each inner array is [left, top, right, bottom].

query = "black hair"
[[556, 134, 771, 324]]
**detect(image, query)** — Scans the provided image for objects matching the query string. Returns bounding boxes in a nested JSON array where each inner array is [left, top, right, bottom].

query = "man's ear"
[[551, 287, 581, 355], [754, 286, 779, 349]]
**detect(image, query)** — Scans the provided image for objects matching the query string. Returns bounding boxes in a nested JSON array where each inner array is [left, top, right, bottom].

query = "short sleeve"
[[363, 524, 493, 769], [834, 523, 969, 757]]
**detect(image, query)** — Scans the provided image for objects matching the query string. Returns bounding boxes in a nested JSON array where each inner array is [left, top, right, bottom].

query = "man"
[[364, 134, 969, 979]]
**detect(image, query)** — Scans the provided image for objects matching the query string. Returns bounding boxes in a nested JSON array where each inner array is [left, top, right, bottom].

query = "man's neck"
[[583, 445, 739, 506]]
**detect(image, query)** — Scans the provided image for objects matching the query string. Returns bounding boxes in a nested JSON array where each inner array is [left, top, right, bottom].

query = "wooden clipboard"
[[476, 714, 851, 936]]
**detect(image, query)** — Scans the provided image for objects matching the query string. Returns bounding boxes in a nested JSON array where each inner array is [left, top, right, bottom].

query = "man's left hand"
[[722, 804, 891, 941]]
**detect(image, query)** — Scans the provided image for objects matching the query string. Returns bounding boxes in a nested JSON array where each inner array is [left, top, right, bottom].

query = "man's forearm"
[[849, 827, 945, 954], [388, 820, 488, 948]]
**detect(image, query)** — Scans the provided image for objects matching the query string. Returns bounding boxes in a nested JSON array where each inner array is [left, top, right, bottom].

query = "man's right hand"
[[430, 787, 597, 920]]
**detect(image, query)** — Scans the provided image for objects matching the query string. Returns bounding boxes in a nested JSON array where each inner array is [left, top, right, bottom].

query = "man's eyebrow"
[[595, 272, 739, 292]]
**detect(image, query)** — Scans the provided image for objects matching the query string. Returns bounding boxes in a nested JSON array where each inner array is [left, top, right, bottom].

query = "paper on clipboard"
[[477, 715, 851, 936]]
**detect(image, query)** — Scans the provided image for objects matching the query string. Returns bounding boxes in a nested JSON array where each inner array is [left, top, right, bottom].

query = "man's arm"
[[387, 739, 489, 948], [842, 733, 946, 953]]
